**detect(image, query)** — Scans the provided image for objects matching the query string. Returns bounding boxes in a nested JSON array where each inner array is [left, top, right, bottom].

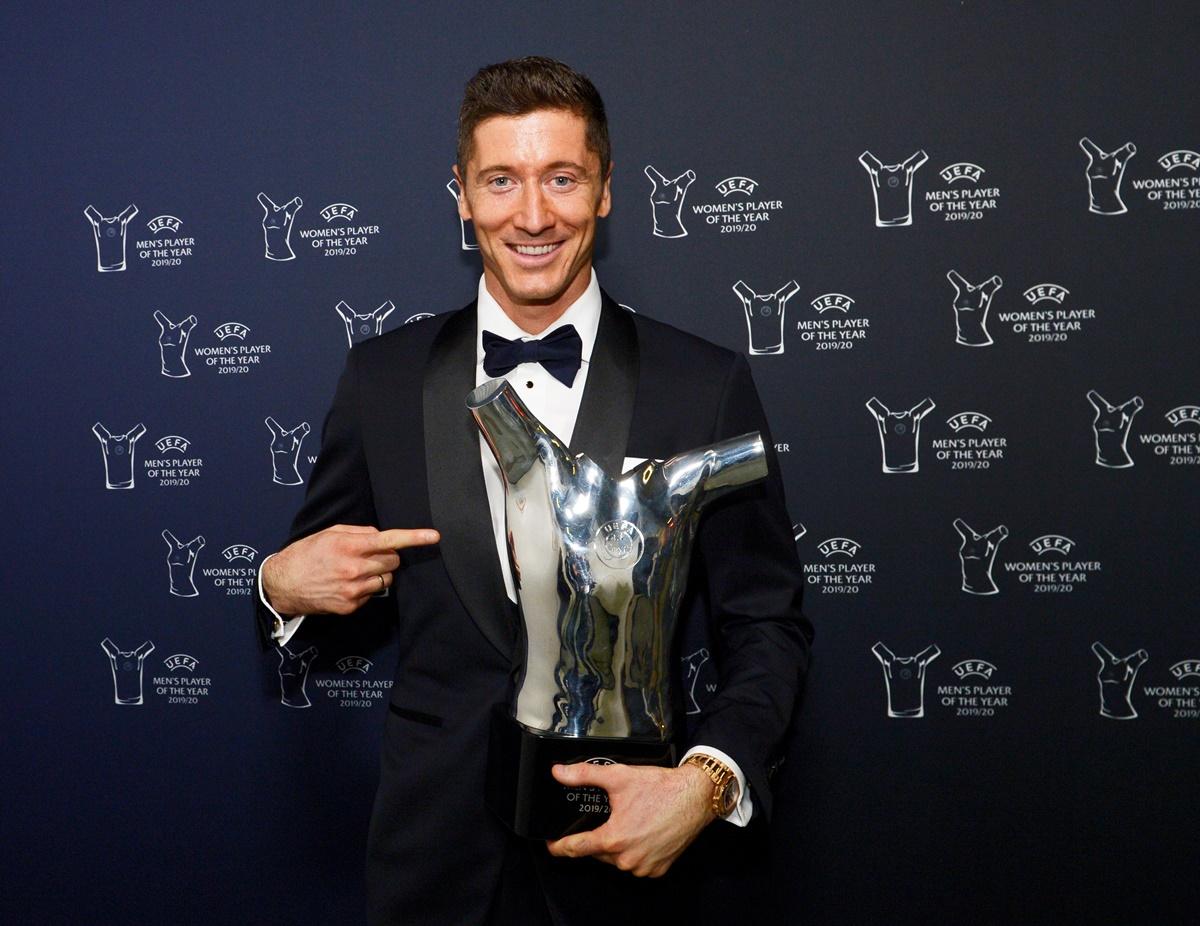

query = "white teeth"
[[514, 244, 557, 255]]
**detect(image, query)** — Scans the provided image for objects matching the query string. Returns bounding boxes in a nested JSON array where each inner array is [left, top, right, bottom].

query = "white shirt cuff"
[[681, 745, 753, 826], [257, 553, 306, 646]]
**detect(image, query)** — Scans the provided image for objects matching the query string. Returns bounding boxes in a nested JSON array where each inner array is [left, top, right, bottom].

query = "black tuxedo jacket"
[[257, 292, 811, 925]]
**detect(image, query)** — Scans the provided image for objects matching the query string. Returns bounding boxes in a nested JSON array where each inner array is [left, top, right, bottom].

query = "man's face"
[[454, 109, 612, 331]]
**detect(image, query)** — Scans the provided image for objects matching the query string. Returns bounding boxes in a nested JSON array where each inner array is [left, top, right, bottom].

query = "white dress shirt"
[[261, 271, 752, 823]]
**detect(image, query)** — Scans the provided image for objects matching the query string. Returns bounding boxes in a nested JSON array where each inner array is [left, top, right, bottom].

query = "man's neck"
[[483, 269, 594, 335]]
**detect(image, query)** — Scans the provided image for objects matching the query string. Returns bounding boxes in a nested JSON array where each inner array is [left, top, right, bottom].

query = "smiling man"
[[256, 57, 811, 926]]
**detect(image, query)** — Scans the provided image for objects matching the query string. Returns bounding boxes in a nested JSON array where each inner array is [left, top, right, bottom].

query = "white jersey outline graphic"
[[101, 638, 155, 705], [162, 529, 205, 598], [92, 422, 147, 489], [858, 150, 927, 227], [265, 416, 311, 485], [84, 204, 138, 271], [1079, 138, 1137, 215], [153, 310, 197, 378], [872, 643, 940, 718], [733, 279, 800, 356], [953, 518, 1008, 596], [1092, 642, 1148, 720], [446, 178, 478, 250], [946, 270, 1003, 347], [681, 647, 712, 715], [644, 165, 696, 238], [278, 644, 319, 708], [1086, 390, 1143, 469], [866, 397, 936, 473], [335, 300, 396, 348], [257, 192, 303, 261]]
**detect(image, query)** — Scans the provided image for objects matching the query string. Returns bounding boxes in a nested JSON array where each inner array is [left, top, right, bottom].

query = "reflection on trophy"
[[467, 378, 767, 838]]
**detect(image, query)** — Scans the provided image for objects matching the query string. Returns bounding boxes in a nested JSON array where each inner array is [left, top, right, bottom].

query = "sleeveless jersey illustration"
[[872, 643, 940, 718], [153, 311, 197, 378], [644, 165, 696, 238], [858, 150, 927, 226], [1087, 390, 1143, 468], [101, 638, 155, 705], [92, 422, 147, 489], [278, 645, 319, 708], [946, 271, 1003, 347], [265, 417, 311, 485], [1092, 642, 1148, 719], [446, 178, 478, 250], [257, 192, 303, 261], [866, 397, 936, 473], [1079, 138, 1136, 215], [84, 204, 138, 271], [162, 530, 205, 597], [953, 519, 1008, 595], [733, 279, 800, 355], [335, 300, 396, 348]]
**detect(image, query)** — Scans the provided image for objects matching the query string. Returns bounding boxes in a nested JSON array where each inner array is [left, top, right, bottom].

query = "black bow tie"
[[482, 325, 583, 387]]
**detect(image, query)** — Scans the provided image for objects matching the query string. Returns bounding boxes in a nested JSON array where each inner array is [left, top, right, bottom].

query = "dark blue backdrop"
[[4, 2, 1198, 923]]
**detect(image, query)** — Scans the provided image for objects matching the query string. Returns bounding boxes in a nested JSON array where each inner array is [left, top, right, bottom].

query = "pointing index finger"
[[370, 528, 440, 551]]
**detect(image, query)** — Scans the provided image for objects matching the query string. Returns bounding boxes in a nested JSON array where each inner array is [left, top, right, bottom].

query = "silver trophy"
[[467, 378, 767, 838]]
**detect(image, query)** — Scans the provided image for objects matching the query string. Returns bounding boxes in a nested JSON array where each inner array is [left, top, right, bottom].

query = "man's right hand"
[[261, 524, 440, 617]]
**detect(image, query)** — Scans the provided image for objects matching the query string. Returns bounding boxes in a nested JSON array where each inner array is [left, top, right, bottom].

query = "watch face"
[[718, 777, 739, 815]]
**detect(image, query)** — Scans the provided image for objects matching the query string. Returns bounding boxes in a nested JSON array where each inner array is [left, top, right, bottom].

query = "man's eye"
[[490, 177, 512, 189], [550, 176, 575, 187]]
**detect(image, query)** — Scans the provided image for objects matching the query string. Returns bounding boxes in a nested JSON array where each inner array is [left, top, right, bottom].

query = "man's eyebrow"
[[473, 160, 591, 180]]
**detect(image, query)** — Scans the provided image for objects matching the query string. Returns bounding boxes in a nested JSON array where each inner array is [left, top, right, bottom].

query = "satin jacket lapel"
[[423, 303, 515, 659], [571, 292, 640, 474]]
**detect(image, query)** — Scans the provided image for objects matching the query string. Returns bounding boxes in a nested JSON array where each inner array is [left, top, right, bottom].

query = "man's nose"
[[515, 184, 553, 234]]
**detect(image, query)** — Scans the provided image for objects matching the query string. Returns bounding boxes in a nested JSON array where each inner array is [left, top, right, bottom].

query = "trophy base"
[[485, 705, 676, 840]]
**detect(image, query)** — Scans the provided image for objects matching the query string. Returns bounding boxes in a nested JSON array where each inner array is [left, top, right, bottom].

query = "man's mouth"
[[511, 243, 561, 256]]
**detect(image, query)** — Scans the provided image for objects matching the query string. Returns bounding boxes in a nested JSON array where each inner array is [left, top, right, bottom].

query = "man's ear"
[[597, 161, 613, 218], [452, 164, 471, 221]]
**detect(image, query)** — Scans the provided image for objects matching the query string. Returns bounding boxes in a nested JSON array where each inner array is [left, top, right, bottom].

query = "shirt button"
[[526, 380, 534, 389]]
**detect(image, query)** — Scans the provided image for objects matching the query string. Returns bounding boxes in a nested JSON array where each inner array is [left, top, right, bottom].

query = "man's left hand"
[[545, 761, 714, 877]]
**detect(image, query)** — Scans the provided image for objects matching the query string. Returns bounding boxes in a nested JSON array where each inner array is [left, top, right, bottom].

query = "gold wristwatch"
[[682, 754, 740, 817]]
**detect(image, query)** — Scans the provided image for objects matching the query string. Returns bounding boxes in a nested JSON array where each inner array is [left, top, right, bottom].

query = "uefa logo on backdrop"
[[952, 519, 1008, 595], [197, 544, 260, 597], [310, 656, 394, 708], [858, 150, 927, 226], [277, 644, 319, 709], [923, 158, 1003, 222], [733, 280, 800, 355], [335, 300, 395, 348], [938, 658, 1012, 718], [1092, 643, 1147, 719], [1079, 138, 1137, 215], [143, 433, 204, 488], [1002, 533, 1102, 594], [946, 271, 1003, 347], [137, 214, 195, 268], [265, 417, 311, 486], [931, 411, 1008, 471], [865, 397, 937, 473], [802, 535, 876, 595], [84, 204, 138, 271], [162, 529, 205, 598], [644, 165, 785, 238], [991, 282, 1096, 343], [259, 193, 382, 259], [101, 638, 155, 706], [152, 654, 212, 705], [793, 292, 871, 352], [92, 422, 147, 489], [1133, 403, 1200, 467], [1086, 390, 1143, 468], [872, 643, 940, 718]]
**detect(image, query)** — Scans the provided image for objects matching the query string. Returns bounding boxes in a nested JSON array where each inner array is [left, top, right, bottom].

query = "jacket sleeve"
[[687, 352, 812, 822], [253, 347, 382, 648]]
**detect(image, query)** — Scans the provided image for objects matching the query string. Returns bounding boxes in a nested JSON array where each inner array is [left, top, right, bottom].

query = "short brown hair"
[[457, 56, 610, 177]]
